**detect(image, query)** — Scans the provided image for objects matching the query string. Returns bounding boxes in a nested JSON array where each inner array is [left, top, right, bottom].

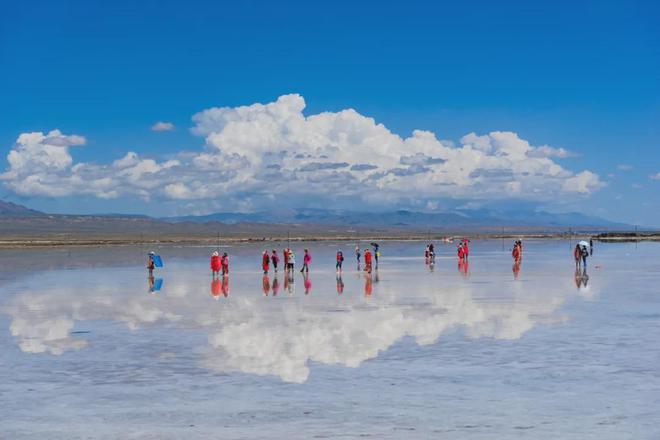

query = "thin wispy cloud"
[[151, 121, 175, 132], [617, 164, 634, 171]]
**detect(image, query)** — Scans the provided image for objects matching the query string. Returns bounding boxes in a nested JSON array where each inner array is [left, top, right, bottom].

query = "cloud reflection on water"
[[3, 266, 586, 383]]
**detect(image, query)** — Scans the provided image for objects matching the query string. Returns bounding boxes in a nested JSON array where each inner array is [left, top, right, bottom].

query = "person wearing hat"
[[211, 250, 221, 277]]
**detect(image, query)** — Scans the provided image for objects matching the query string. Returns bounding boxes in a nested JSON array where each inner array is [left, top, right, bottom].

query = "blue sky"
[[0, 0, 658, 225]]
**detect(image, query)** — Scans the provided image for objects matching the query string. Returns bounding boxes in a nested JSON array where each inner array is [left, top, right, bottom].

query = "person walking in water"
[[512, 241, 522, 264], [300, 249, 311, 273], [573, 244, 582, 269], [221, 252, 229, 276], [271, 250, 280, 273], [371, 242, 380, 268], [461, 239, 470, 261], [283, 248, 290, 272], [364, 248, 373, 273], [262, 251, 270, 274], [580, 243, 589, 270], [336, 250, 344, 272], [211, 251, 221, 277], [355, 245, 361, 264], [457, 243, 465, 261], [147, 251, 156, 276], [288, 250, 296, 272]]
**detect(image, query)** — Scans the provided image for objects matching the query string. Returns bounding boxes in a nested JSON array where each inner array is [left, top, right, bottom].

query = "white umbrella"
[[578, 240, 590, 247]]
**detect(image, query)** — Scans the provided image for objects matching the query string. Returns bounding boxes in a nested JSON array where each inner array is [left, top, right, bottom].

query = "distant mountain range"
[[0, 200, 632, 238], [165, 207, 627, 229], [0, 200, 43, 217]]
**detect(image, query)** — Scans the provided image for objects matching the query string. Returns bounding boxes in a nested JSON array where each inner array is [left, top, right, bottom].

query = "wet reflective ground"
[[1, 240, 659, 439]]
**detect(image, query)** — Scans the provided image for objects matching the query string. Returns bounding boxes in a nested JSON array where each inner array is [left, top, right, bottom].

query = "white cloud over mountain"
[[1, 95, 604, 211]]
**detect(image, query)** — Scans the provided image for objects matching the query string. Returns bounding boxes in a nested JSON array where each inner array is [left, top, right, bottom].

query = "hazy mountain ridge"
[[166, 208, 627, 229], [0, 201, 633, 237]]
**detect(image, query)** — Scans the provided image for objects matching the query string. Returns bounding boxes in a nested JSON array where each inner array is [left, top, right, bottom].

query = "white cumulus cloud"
[[2, 95, 604, 211]]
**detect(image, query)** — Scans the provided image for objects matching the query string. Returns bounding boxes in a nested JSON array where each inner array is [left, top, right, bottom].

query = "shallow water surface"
[[1, 240, 659, 439]]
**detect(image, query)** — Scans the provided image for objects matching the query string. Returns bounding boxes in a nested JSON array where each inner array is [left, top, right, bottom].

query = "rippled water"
[[1, 240, 658, 439]]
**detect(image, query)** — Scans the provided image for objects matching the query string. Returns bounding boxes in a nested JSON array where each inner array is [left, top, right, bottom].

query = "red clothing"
[[211, 279, 221, 297], [262, 253, 270, 272], [512, 246, 520, 261], [364, 251, 372, 264], [283, 250, 289, 264], [303, 253, 311, 264], [271, 253, 280, 264], [458, 247, 465, 259], [211, 255, 221, 272]]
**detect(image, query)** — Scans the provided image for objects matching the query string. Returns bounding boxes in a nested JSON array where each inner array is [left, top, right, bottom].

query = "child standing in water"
[[271, 250, 280, 272], [336, 251, 344, 272], [301, 249, 311, 273], [283, 248, 290, 271], [355, 246, 361, 264]]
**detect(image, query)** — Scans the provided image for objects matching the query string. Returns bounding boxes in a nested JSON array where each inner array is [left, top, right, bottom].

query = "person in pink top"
[[462, 239, 470, 260], [300, 249, 311, 273]]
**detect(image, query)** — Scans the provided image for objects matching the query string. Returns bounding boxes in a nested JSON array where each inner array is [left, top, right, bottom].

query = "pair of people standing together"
[[265, 249, 311, 274]]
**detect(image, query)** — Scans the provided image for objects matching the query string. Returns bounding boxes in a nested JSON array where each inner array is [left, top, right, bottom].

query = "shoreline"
[[0, 232, 658, 248]]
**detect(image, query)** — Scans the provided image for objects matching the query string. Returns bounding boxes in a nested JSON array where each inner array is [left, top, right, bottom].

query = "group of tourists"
[[256, 248, 314, 274], [147, 239, 596, 291]]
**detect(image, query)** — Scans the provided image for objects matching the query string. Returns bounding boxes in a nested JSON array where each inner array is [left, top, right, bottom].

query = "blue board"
[[153, 255, 163, 268], [153, 278, 163, 291]]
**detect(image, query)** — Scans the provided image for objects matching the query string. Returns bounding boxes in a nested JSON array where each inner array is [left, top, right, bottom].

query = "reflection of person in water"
[[272, 276, 280, 296], [262, 274, 271, 296], [303, 272, 312, 295], [574, 267, 589, 289], [364, 273, 373, 297], [458, 258, 469, 277], [285, 272, 294, 295], [336, 274, 344, 294], [211, 278, 221, 299], [221, 275, 229, 297], [512, 261, 521, 279], [148, 275, 163, 293]]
